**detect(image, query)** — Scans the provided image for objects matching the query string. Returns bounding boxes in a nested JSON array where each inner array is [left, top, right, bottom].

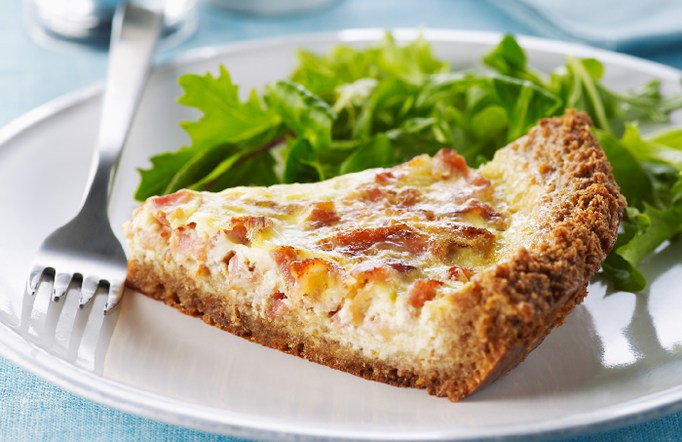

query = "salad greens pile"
[[134, 33, 682, 292]]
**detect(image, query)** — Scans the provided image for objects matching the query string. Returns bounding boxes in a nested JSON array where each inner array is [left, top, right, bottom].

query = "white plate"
[[1, 30, 682, 441]]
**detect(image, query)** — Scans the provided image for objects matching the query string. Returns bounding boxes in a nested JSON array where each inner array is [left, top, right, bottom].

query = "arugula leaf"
[[291, 32, 447, 96], [603, 80, 682, 126], [208, 151, 278, 190], [165, 143, 238, 193], [619, 204, 682, 266], [621, 124, 682, 170], [135, 147, 196, 201], [283, 137, 323, 183], [178, 66, 281, 148], [563, 56, 613, 132], [376, 32, 449, 83], [602, 240, 648, 293], [265, 81, 335, 151], [490, 75, 562, 141], [599, 127, 682, 291], [604, 201, 682, 292], [135, 66, 281, 200], [352, 77, 420, 139], [484, 36, 681, 138], [597, 130, 655, 209], [649, 127, 682, 147], [482, 34, 547, 87], [339, 134, 394, 174]]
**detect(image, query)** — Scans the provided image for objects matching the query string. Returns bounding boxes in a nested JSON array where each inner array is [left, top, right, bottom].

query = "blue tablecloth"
[[1, 0, 681, 440]]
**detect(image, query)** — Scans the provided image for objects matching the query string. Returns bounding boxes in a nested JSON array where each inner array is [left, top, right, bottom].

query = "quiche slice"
[[124, 111, 625, 401]]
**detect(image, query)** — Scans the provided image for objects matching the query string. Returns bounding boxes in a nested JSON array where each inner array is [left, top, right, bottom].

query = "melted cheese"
[[126, 149, 541, 362]]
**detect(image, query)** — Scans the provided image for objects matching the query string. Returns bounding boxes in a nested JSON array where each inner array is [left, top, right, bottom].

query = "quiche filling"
[[126, 149, 539, 364]]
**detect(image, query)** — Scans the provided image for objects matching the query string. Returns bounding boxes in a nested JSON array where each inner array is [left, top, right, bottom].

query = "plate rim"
[[1, 28, 682, 441]]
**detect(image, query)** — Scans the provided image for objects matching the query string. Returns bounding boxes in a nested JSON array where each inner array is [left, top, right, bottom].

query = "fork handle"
[[83, 4, 163, 209]]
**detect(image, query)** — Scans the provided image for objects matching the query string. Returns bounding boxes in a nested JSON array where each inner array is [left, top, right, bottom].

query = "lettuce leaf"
[[599, 126, 682, 291], [135, 66, 281, 199]]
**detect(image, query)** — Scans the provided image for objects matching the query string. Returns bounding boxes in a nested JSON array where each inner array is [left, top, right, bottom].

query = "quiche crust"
[[125, 111, 626, 401]]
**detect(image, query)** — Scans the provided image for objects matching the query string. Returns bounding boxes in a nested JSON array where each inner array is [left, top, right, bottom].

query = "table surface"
[[1, 0, 681, 440]]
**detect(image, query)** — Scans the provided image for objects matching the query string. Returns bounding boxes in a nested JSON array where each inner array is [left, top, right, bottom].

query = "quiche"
[[124, 111, 626, 401]]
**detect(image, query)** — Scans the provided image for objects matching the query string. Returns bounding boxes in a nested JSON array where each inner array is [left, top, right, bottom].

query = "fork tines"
[[27, 266, 124, 313]]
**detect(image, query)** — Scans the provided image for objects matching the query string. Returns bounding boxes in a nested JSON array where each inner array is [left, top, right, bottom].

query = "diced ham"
[[150, 189, 194, 209], [272, 246, 299, 287], [447, 265, 474, 282], [408, 279, 444, 309], [290, 258, 336, 298], [223, 224, 248, 245], [148, 191, 196, 228], [433, 149, 468, 179], [467, 171, 491, 187], [268, 291, 288, 319], [359, 184, 422, 206], [172, 225, 205, 261], [374, 170, 397, 185], [307, 201, 340, 229], [397, 187, 421, 206], [452, 200, 503, 221], [223, 216, 272, 245], [320, 223, 428, 255]]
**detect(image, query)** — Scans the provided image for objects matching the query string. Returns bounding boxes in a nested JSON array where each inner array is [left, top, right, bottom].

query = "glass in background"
[[25, 0, 197, 49]]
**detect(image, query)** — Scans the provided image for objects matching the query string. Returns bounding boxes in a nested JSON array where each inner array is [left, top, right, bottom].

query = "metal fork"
[[26, 4, 163, 314]]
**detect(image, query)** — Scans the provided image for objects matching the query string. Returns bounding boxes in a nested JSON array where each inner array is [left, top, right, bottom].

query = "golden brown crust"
[[442, 110, 626, 397], [125, 110, 626, 401]]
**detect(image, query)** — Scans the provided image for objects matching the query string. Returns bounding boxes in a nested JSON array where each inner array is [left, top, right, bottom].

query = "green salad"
[[134, 33, 682, 293]]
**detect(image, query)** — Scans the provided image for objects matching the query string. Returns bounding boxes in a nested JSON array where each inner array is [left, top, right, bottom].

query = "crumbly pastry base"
[[125, 111, 626, 401]]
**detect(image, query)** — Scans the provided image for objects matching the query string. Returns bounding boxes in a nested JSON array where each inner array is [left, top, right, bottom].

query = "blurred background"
[[3, 0, 682, 127], [1, 0, 681, 440]]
